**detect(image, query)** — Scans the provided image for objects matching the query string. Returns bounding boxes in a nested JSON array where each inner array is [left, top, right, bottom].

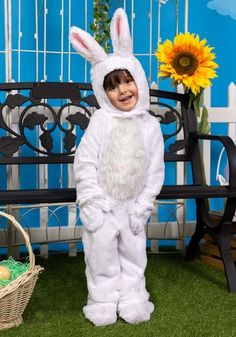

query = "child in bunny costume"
[[69, 8, 164, 326]]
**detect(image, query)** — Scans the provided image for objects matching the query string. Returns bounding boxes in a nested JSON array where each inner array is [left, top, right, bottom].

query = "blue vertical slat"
[[46, 53, 60, 81], [69, 54, 85, 82], [133, 0, 150, 54], [21, 0, 36, 50], [63, 0, 69, 54], [151, 55, 158, 85], [210, 123, 228, 211], [109, 0, 124, 16], [177, 0, 186, 33], [11, 52, 18, 81], [151, 0, 158, 51], [11, 0, 19, 50], [123, 0, 132, 31], [0, 54, 5, 82], [151, 0, 159, 84], [38, 48, 44, 81], [20, 126, 37, 190], [71, 0, 85, 29], [37, 0, 45, 52], [159, 1, 177, 42], [0, 0, 5, 52], [20, 52, 36, 81], [46, 0, 61, 52], [86, 0, 94, 81], [185, 162, 195, 222]]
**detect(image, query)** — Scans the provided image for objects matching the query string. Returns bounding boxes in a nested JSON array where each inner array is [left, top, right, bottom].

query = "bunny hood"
[[91, 55, 150, 118], [69, 8, 150, 118]]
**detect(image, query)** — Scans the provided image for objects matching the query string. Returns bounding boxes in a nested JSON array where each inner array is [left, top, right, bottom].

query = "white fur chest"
[[98, 118, 148, 200]]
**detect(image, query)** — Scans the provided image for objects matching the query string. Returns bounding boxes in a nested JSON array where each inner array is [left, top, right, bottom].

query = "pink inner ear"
[[73, 33, 89, 50], [116, 15, 121, 37]]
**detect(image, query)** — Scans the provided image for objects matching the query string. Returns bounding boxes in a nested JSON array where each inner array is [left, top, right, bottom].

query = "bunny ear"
[[69, 26, 108, 65], [110, 8, 133, 56]]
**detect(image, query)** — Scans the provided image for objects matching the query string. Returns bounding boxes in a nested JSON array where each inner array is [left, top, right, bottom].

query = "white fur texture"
[[91, 55, 150, 118], [82, 201, 154, 326], [99, 118, 148, 200], [80, 204, 104, 232], [71, 8, 165, 327], [129, 210, 151, 235], [110, 8, 132, 56], [69, 8, 150, 117], [118, 301, 154, 324], [83, 302, 117, 326], [74, 109, 164, 216], [69, 26, 107, 65]]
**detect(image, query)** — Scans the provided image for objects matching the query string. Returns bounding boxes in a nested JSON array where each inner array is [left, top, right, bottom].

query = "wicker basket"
[[0, 211, 44, 330]]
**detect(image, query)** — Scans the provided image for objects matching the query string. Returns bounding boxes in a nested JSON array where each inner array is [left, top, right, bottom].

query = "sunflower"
[[155, 32, 218, 95]]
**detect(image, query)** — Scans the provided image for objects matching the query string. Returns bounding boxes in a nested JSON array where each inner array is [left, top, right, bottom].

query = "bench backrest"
[[0, 82, 199, 192]]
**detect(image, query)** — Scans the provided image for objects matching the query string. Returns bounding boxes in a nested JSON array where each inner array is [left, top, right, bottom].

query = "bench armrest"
[[190, 132, 236, 188]]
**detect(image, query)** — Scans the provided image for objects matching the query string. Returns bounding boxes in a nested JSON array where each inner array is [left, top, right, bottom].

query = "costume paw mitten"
[[80, 204, 104, 232], [93, 197, 111, 213], [129, 210, 151, 235]]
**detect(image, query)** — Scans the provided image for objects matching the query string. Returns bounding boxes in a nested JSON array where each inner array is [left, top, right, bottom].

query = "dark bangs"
[[103, 69, 134, 91]]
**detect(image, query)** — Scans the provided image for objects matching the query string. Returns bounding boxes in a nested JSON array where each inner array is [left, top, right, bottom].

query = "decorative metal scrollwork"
[[0, 84, 188, 158], [0, 88, 97, 157], [150, 100, 186, 154]]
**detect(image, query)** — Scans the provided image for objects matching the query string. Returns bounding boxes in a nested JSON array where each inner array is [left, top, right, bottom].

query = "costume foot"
[[118, 301, 154, 324], [83, 303, 117, 326]]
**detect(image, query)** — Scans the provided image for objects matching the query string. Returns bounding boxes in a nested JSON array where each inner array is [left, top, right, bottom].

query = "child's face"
[[105, 80, 138, 111]]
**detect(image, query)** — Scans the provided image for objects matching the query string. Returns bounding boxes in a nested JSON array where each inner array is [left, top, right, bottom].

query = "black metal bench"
[[0, 82, 236, 292]]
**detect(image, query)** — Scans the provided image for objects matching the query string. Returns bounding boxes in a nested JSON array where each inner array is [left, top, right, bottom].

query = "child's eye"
[[105, 87, 117, 93]]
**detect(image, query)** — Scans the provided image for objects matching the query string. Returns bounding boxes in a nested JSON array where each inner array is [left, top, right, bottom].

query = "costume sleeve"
[[73, 111, 110, 211], [134, 120, 165, 216]]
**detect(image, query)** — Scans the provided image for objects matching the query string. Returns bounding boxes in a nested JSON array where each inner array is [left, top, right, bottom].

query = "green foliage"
[[188, 89, 210, 134], [199, 105, 210, 134], [90, 0, 111, 53]]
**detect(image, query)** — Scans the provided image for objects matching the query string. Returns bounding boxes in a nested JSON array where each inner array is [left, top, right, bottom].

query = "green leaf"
[[193, 98, 201, 118], [193, 91, 203, 118], [198, 105, 210, 134], [90, 0, 111, 50], [90, 23, 96, 31], [188, 91, 196, 109], [198, 88, 204, 107]]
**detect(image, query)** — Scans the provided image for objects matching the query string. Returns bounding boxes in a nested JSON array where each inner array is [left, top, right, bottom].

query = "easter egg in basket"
[[0, 265, 10, 280]]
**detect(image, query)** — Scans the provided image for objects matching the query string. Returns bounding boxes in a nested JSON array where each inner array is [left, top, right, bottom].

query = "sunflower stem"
[[188, 89, 210, 134], [198, 105, 210, 134]]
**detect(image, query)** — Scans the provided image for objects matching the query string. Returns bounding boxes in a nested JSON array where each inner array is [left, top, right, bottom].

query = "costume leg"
[[115, 203, 154, 324], [82, 212, 120, 326]]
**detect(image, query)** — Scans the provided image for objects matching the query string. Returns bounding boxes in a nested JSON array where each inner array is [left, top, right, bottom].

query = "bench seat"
[[1, 185, 236, 205]]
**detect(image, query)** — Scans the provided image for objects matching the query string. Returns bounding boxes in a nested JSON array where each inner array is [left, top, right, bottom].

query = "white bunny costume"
[[70, 8, 164, 326]]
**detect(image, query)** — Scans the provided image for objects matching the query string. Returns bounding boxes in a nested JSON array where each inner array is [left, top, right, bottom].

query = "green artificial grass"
[[1, 252, 236, 337]]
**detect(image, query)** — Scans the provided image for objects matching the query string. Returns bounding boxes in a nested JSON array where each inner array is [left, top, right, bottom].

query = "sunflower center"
[[171, 52, 199, 76]]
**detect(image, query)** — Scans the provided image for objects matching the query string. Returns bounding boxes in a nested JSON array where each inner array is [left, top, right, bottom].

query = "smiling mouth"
[[119, 95, 133, 103]]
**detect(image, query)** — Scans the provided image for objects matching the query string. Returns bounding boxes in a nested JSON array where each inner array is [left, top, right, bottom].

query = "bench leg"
[[212, 223, 236, 293], [185, 199, 208, 261], [185, 198, 236, 292], [220, 250, 236, 292], [185, 220, 205, 261]]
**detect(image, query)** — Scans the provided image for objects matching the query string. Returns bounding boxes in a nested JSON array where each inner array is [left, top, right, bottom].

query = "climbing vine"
[[90, 0, 111, 52]]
